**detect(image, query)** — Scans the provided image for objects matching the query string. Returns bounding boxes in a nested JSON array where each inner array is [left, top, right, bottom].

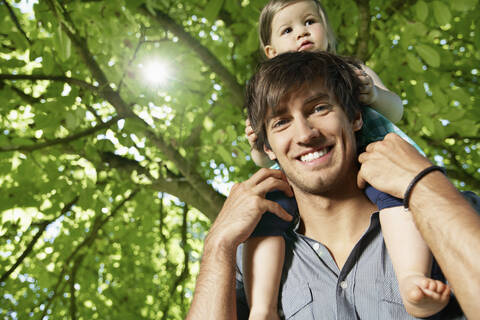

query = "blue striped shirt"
[[236, 208, 470, 319]]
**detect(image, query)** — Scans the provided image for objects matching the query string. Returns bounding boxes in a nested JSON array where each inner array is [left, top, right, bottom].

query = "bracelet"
[[403, 165, 446, 210]]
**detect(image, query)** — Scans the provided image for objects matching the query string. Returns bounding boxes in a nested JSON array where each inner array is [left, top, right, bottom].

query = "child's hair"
[[259, 0, 336, 54], [246, 51, 361, 151]]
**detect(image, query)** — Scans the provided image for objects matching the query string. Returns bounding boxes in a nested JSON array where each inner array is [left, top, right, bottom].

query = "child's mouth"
[[298, 41, 314, 51]]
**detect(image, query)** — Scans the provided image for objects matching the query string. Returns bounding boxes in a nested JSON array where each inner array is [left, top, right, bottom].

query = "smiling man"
[[187, 52, 480, 320]]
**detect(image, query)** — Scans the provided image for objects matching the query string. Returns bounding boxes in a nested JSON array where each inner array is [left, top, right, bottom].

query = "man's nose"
[[295, 117, 320, 144]]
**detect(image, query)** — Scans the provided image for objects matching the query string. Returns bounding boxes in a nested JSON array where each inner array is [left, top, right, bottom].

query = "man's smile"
[[297, 145, 333, 163]]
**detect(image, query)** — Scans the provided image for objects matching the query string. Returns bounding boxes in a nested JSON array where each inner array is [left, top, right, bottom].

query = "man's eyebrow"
[[266, 104, 287, 122], [304, 93, 330, 104]]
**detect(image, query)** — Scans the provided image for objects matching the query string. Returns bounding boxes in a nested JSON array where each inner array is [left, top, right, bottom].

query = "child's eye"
[[281, 27, 292, 35], [305, 19, 316, 26]]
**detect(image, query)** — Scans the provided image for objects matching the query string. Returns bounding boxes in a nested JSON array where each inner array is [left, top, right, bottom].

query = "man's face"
[[263, 82, 362, 195]]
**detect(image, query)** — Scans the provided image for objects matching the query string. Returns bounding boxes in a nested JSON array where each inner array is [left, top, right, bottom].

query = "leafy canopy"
[[0, 0, 478, 318]]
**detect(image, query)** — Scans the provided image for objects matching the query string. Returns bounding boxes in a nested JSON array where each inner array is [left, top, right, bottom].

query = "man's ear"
[[353, 111, 363, 132], [264, 45, 277, 59], [263, 144, 277, 161]]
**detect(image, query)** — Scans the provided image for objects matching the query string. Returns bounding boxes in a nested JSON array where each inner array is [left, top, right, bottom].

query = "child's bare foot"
[[400, 274, 450, 318], [249, 308, 280, 320]]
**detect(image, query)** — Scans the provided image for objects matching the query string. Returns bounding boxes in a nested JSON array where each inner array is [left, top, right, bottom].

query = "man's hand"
[[357, 133, 432, 199], [207, 168, 293, 250]]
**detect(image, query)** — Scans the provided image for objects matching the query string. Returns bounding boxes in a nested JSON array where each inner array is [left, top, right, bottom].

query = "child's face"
[[265, 0, 328, 59]]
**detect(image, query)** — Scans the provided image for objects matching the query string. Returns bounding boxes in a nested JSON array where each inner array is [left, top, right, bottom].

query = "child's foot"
[[400, 274, 451, 318]]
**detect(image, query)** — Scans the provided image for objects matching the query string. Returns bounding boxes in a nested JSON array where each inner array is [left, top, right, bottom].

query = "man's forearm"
[[409, 172, 480, 318], [187, 236, 238, 320]]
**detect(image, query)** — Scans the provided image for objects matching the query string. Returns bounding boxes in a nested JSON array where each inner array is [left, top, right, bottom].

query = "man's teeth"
[[300, 149, 327, 162]]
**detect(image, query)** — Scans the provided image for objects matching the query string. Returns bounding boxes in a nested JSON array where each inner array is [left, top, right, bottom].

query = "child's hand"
[[356, 68, 378, 105], [245, 118, 274, 168], [245, 118, 258, 149]]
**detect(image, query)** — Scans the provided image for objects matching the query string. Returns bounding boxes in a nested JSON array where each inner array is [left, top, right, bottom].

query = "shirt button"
[[313, 243, 320, 251], [340, 281, 348, 289]]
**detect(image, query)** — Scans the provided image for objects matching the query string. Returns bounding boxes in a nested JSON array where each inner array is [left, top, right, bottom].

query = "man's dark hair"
[[246, 51, 362, 151]]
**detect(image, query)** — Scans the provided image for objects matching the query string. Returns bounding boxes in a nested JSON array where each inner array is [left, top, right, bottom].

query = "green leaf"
[[414, 1, 429, 22], [202, 0, 224, 22], [406, 53, 424, 73], [8, 32, 29, 50], [217, 145, 231, 162], [455, 120, 479, 136], [432, 1, 451, 25], [203, 116, 214, 132], [4, 58, 26, 68], [449, 88, 471, 105], [246, 26, 259, 53], [65, 112, 79, 131], [419, 99, 437, 114], [53, 24, 71, 61], [416, 44, 440, 67], [452, 0, 477, 11], [444, 108, 465, 121]]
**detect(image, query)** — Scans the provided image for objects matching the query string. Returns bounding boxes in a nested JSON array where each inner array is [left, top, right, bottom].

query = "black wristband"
[[403, 165, 446, 210]]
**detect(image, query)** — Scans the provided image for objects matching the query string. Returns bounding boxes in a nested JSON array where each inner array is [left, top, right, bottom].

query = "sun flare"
[[140, 60, 171, 85]]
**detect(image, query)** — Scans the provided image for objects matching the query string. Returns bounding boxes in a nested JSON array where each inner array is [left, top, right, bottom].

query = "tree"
[[0, 0, 478, 318]]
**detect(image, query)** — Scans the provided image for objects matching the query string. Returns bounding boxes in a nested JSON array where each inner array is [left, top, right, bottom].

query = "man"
[[187, 52, 480, 319]]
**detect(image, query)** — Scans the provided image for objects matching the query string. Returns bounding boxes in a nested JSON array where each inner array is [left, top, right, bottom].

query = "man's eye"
[[281, 27, 292, 35], [272, 119, 288, 128], [313, 105, 328, 114]]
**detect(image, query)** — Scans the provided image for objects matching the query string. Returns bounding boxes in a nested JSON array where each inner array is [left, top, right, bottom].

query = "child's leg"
[[380, 207, 450, 318], [243, 236, 284, 320]]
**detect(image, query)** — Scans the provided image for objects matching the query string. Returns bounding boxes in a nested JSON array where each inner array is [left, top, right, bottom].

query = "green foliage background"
[[0, 0, 478, 318]]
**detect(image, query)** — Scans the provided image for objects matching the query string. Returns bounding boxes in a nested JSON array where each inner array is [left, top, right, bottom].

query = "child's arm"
[[243, 236, 284, 320], [357, 65, 404, 123], [246, 118, 275, 168]]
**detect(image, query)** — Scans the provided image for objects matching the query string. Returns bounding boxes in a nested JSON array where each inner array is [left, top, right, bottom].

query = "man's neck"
[[293, 182, 377, 269]]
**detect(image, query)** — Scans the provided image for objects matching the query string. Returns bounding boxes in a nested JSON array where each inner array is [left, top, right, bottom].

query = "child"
[[243, 1, 450, 319]]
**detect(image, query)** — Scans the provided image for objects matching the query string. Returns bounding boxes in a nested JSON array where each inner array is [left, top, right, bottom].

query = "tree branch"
[[140, 5, 244, 108], [1, 0, 32, 44], [384, 0, 419, 17], [101, 151, 224, 220], [117, 27, 146, 94], [46, 0, 225, 220], [38, 190, 138, 319], [161, 205, 190, 320], [2, 82, 43, 105], [144, 130, 225, 219], [0, 196, 78, 283], [158, 192, 167, 245], [45, 0, 135, 118], [354, 0, 371, 61], [0, 74, 98, 92], [0, 116, 120, 153], [69, 254, 84, 320]]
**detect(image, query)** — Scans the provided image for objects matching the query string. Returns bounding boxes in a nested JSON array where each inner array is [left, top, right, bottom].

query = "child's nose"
[[297, 27, 310, 40]]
